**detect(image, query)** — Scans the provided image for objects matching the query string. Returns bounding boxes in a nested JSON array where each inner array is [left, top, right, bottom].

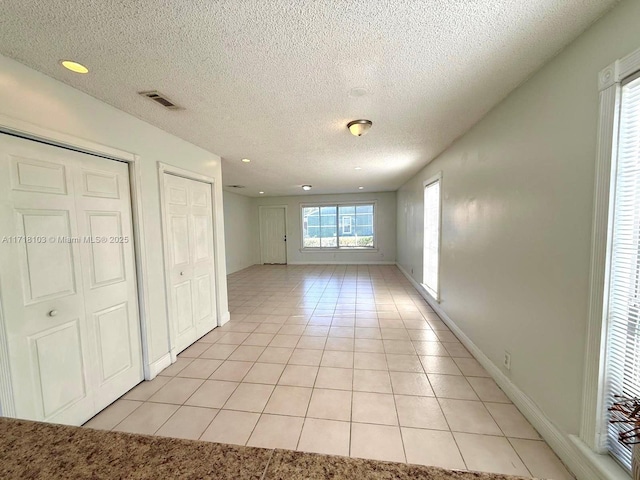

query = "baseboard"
[[146, 352, 171, 380], [287, 260, 397, 265], [395, 262, 628, 480], [220, 310, 231, 326]]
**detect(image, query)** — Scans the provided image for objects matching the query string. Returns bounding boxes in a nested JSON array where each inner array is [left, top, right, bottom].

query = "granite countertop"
[[0, 417, 535, 480]]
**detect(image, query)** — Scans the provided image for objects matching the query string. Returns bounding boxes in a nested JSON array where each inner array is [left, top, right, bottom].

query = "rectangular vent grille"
[[138, 91, 182, 110]]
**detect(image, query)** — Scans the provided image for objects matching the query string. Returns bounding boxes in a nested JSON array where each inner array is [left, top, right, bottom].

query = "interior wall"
[[0, 54, 229, 371], [397, 0, 640, 437], [223, 191, 258, 273], [252, 191, 397, 265]]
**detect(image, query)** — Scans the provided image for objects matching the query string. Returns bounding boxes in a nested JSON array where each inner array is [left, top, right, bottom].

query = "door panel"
[[17, 209, 77, 303], [86, 212, 125, 287], [29, 320, 87, 419], [12, 156, 68, 194], [0, 133, 143, 425], [163, 173, 217, 354], [260, 207, 287, 264], [94, 303, 132, 382]]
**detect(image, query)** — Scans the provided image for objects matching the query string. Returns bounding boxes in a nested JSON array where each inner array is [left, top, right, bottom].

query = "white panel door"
[[0, 134, 142, 425], [163, 173, 217, 354], [260, 207, 287, 264]]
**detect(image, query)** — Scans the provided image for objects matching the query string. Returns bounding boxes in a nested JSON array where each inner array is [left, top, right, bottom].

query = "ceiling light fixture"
[[354, 167, 362, 170], [347, 119, 372, 137], [60, 60, 89, 74], [241, 158, 251, 163], [259, 191, 265, 195], [358, 186, 364, 190], [302, 185, 312, 191]]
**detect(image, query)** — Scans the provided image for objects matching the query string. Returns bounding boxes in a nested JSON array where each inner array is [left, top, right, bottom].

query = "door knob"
[[180, 271, 185, 276], [48, 310, 58, 317]]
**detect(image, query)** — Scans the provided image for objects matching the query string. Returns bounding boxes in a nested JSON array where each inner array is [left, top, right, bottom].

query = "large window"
[[603, 72, 640, 470], [302, 203, 374, 249], [423, 176, 441, 299]]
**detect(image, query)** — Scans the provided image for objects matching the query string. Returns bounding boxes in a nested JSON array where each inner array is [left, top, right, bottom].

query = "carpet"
[[0, 417, 534, 479]]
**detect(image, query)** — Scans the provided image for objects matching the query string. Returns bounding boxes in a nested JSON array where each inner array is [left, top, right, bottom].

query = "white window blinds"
[[423, 179, 440, 299], [605, 72, 640, 470]]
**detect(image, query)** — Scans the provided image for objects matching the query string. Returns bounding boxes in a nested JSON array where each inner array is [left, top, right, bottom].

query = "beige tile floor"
[[85, 265, 574, 479]]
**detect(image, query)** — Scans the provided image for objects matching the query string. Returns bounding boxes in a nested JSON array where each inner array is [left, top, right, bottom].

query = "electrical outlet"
[[503, 351, 511, 371]]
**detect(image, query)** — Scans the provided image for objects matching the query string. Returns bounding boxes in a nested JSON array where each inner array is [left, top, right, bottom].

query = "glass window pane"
[[320, 206, 337, 247], [302, 207, 320, 248]]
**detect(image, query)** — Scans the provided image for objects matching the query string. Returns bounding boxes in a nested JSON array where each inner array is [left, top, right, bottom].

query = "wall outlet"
[[503, 351, 511, 371]]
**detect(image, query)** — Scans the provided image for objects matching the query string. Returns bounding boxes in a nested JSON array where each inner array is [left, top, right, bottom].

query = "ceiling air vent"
[[138, 90, 182, 110], [225, 185, 246, 189]]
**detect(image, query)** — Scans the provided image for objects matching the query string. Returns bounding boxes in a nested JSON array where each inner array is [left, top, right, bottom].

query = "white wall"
[[397, 0, 640, 438], [252, 191, 396, 265], [223, 191, 258, 273], [0, 54, 229, 372]]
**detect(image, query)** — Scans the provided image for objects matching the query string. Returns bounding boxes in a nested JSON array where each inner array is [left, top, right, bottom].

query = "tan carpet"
[[0, 417, 534, 479]]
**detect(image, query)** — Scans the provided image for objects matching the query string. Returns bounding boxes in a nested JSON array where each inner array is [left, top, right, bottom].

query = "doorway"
[[259, 206, 287, 265], [0, 132, 144, 425], [160, 168, 218, 356]]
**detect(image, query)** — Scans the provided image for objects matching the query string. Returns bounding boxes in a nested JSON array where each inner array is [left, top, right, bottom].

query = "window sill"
[[299, 248, 378, 253], [420, 283, 440, 303]]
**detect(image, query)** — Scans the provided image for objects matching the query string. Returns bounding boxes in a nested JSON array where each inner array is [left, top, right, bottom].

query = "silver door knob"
[[48, 310, 58, 317], [180, 271, 184, 276]]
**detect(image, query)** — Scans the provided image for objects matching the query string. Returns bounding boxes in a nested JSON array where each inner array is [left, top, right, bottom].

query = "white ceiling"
[[0, 0, 617, 197]]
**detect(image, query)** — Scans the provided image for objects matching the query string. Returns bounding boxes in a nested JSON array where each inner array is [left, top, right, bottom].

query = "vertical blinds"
[[605, 72, 640, 470], [423, 179, 440, 298]]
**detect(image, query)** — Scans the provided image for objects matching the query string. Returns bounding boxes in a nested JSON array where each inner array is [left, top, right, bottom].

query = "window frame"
[[422, 173, 442, 302], [581, 46, 640, 464], [299, 200, 377, 251]]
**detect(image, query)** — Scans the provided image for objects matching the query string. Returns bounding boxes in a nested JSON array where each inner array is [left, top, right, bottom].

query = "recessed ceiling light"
[[349, 87, 368, 98], [302, 185, 312, 191], [358, 186, 364, 190], [259, 191, 265, 195], [347, 119, 372, 137], [241, 158, 251, 163], [354, 167, 362, 170], [60, 60, 89, 74]]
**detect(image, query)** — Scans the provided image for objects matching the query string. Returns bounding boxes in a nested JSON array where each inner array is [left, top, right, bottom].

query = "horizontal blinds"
[[605, 73, 640, 470], [423, 180, 440, 298]]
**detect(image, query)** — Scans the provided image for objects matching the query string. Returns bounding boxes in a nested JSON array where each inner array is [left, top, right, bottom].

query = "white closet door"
[[0, 134, 142, 425], [72, 155, 143, 413], [163, 173, 217, 354]]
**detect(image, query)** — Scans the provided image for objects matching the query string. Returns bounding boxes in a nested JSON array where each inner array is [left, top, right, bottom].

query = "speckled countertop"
[[0, 417, 535, 480]]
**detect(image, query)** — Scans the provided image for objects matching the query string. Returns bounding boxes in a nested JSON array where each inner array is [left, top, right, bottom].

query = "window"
[[423, 176, 441, 299], [302, 203, 374, 249], [603, 72, 640, 470]]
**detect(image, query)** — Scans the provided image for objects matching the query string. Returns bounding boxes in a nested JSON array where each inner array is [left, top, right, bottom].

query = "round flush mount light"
[[354, 166, 362, 171], [347, 119, 372, 137], [302, 185, 312, 191], [241, 158, 251, 163], [358, 186, 364, 190], [60, 60, 89, 74], [259, 191, 265, 195]]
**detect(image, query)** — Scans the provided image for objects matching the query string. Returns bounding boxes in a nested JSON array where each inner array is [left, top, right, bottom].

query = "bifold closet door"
[[163, 173, 217, 354], [0, 133, 143, 425]]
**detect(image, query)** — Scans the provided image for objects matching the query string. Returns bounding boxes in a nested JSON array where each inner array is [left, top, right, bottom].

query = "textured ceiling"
[[0, 0, 618, 197]]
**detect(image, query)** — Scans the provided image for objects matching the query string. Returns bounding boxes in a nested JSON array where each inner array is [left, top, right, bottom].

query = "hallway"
[[85, 265, 573, 479]]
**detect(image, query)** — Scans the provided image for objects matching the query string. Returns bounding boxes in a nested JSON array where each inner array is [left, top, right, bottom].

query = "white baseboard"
[[395, 262, 628, 480], [220, 310, 231, 326], [146, 352, 171, 380], [287, 260, 397, 265]]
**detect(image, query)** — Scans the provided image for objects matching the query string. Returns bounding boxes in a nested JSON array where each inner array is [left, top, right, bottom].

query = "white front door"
[[0, 133, 143, 425], [162, 173, 217, 354], [260, 207, 287, 264]]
